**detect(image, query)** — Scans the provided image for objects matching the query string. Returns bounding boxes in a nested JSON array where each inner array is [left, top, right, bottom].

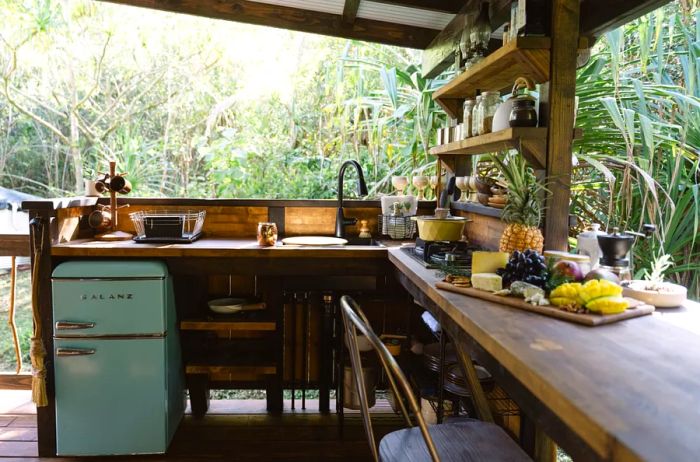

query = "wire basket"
[[130, 210, 206, 242], [378, 215, 416, 240]]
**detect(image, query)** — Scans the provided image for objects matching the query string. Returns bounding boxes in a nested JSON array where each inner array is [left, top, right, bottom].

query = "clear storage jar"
[[462, 99, 476, 139], [471, 95, 483, 137], [479, 91, 502, 135]]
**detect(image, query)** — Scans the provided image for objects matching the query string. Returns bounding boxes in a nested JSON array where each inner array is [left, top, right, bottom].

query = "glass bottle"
[[479, 91, 501, 135], [462, 99, 476, 139], [471, 95, 482, 137], [469, 2, 492, 66]]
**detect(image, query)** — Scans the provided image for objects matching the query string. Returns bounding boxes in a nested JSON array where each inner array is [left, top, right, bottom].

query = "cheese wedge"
[[472, 251, 509, 274], [472, 273, 503, 292]]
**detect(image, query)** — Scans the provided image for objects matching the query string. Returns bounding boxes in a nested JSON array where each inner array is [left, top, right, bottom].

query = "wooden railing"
[[1, 233, 31, 390]]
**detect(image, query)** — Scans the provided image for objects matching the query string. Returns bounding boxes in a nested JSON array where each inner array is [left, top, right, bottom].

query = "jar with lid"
[[479, 91, 501, 135], [471, 95, 483, 137], [576, 223, 606, 269], [462, 99, 476, 139]]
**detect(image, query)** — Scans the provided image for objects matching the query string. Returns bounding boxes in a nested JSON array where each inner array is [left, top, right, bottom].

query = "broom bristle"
[[30, 338, 48, 407]]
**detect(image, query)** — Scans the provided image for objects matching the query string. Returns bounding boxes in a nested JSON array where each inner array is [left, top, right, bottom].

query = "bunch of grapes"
[[497, 250, 549, 288]]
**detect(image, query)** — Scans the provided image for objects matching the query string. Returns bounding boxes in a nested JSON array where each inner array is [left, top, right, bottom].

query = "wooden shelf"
[[451, 201, 503, 218], [429, 127, 582, 169], [181, 318, 277, 332], [433, 36, 588, 119]]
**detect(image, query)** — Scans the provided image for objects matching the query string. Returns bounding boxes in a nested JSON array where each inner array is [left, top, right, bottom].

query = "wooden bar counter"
[[389, 247, 700, 462]]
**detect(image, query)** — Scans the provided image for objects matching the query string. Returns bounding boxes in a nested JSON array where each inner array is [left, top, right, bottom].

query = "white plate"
[[622, 281, 687, 308], [281, 236, 348, 246]]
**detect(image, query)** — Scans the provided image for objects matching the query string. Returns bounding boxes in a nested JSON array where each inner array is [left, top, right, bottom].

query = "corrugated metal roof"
[[249, 0, 454, 30]]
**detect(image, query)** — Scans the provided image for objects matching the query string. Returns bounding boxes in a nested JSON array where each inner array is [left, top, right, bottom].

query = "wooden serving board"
[[435, 282, 655, 326]]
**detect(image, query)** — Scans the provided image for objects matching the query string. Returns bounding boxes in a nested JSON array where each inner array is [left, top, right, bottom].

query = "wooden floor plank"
[[0, 428, 37, 442], [0, 441, 38, 457]]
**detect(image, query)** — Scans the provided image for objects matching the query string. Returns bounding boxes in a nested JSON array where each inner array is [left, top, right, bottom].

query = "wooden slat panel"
[[0, 374, 32, 390], [452, 208, 504, 250], [181, 320, 276, 331], [0, 235, 30, 257], [99, 0, 439, 49]]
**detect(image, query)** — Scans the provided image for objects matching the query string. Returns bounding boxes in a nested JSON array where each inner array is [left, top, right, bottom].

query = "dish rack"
[[130, 210, 206, 243], [378, 215, 416, 240]]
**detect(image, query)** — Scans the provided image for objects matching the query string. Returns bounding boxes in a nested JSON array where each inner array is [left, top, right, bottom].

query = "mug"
[[107, 175, 132, 194], [84, 180, 100, 197], [88, 209, 112, 230]]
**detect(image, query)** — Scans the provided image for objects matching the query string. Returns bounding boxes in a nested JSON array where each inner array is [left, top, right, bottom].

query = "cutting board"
[[435, 282, 655, 326]]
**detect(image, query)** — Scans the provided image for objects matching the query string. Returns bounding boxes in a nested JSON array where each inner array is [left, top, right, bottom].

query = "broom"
[[30, 220, 47, 407]]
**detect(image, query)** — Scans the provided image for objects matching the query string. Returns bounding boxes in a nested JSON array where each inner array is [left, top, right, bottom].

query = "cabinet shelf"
[[433, 36, 588, 119], [181, 318, 277, 332], [430, 127, 582, 169]]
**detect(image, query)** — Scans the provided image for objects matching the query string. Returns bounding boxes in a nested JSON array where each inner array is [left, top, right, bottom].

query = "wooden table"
[[389, 247, 700, 462]]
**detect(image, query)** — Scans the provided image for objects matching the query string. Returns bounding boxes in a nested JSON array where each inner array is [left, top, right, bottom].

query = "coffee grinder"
[[596, 224, 656, 280]]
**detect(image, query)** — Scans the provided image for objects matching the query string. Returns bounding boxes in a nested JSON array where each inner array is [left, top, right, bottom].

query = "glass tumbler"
[[257, 222, 278, 246]]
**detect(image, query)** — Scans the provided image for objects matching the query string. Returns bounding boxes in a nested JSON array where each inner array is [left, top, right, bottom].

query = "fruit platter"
[[437, 249, 656, 326]]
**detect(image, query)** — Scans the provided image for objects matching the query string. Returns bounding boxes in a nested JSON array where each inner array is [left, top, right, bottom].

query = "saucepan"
[[411, 216, 468, 241]]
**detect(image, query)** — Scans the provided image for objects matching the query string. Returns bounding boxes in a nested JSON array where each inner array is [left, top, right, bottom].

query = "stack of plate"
[[422, 342, 457, 373], [443, 364, 495, 397]]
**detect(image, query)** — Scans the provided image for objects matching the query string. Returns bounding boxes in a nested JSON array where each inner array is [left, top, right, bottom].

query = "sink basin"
[[345, 237, 383, 247]]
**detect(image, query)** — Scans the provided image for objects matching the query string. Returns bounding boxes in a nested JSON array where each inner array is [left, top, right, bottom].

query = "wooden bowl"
[[490, 186, 507, 196], [475, 179, 492, 194], [477, 193, 490, 206], [489, 195, 507, 205]]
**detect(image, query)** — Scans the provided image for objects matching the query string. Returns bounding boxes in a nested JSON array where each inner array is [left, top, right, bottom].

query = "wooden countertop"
[[389, 247, 700, 462], [51, 237, 390, 258]]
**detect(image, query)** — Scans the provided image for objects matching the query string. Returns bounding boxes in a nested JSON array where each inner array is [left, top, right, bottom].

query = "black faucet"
[[335, 160, 368, 239]]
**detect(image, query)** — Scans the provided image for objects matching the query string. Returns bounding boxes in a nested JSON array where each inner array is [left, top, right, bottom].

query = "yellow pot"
[[411, 216, 468, 241]]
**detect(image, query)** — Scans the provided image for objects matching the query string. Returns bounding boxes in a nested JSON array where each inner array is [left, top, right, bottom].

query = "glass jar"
[[479, 91, 502, 135], [471, 95, 482, 137], [257, 222, 278, 246], [462, 99, 476, 138]]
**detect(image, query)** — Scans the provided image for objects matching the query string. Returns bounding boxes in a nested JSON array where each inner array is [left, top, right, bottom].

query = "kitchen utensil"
[[257, 222, 278, 246], [622, 281, 687, 308], [378, 215, 416, 239], [84, 180, 100, 197], [597, 225, 656, 280], [106, 175, 132, 194], [88, 209, 112, 230], [281, 236, 348, 246], [208, 298, 266, 314], [493, 77, 537, 131], [489, 195, 507, 205], [411, 216, 468, 241]]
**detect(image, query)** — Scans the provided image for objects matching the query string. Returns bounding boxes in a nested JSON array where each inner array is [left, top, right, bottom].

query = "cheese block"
[[472, 251, 509, 274], [472, 273, 503, 292]]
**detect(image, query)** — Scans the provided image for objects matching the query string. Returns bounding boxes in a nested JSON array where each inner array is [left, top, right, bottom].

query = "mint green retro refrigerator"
[[52, 260, 184, 456]]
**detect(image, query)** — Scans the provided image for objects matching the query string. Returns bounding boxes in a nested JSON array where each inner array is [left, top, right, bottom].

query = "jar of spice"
[[257, 222, 278, 246], [479, 91, 502, 135], [462, 99, 476, 139], [471, 95, 483, 137]]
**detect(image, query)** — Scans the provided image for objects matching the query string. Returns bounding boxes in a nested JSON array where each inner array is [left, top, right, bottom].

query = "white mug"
[[84, 179, 100, 197]]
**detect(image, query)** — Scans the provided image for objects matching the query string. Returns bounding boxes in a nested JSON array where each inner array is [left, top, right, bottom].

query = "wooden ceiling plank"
[[98, 0, 439, 49], [343, 0, 361, 24], [579, 0, 671, 37], [370, 0, 465, 14]]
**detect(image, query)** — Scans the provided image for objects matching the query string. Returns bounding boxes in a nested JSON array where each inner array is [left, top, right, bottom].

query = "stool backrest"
[[340, 295, 440, 462]]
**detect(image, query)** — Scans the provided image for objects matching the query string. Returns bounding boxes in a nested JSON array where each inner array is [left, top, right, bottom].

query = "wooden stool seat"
[[379, 418, 530, 462]]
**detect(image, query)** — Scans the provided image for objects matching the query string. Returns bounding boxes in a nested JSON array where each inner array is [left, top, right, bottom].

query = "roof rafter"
[[98, 0, 439, 49], [343, 0, 361, 24]]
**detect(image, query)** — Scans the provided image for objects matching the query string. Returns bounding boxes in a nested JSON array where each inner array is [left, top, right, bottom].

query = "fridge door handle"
[[56, 347, 96, 357], [55, 321, 96, 330]]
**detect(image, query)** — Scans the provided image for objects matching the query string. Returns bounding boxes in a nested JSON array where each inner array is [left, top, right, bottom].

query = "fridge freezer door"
[[52, 278, 166, 336], [54, 337, 169, 456]]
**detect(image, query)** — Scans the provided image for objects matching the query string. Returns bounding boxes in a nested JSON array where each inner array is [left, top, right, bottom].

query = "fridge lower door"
[[55, 337, 168, 456]]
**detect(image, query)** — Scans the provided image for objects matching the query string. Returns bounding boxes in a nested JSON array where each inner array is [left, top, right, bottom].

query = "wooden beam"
[[544, 0, 580, 251], [98, 0, 438, 49], [422, 0, 512, 79], [0, 374, 32, 390], [580, 0, 671, 38], [0, 234, 30, 257], [371, 0, 465, 14], [342, 0, 360, 24]]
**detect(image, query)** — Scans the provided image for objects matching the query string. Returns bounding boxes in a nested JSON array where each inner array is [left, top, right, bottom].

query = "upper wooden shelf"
[[433, 37, 587, 119], [429, 127, 583, 169]]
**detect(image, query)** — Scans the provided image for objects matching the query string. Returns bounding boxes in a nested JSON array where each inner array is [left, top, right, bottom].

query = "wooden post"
[[544, 0, 580, 251]]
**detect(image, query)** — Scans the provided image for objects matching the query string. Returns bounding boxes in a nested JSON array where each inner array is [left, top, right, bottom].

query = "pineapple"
[[490, 152, 544, 253]]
